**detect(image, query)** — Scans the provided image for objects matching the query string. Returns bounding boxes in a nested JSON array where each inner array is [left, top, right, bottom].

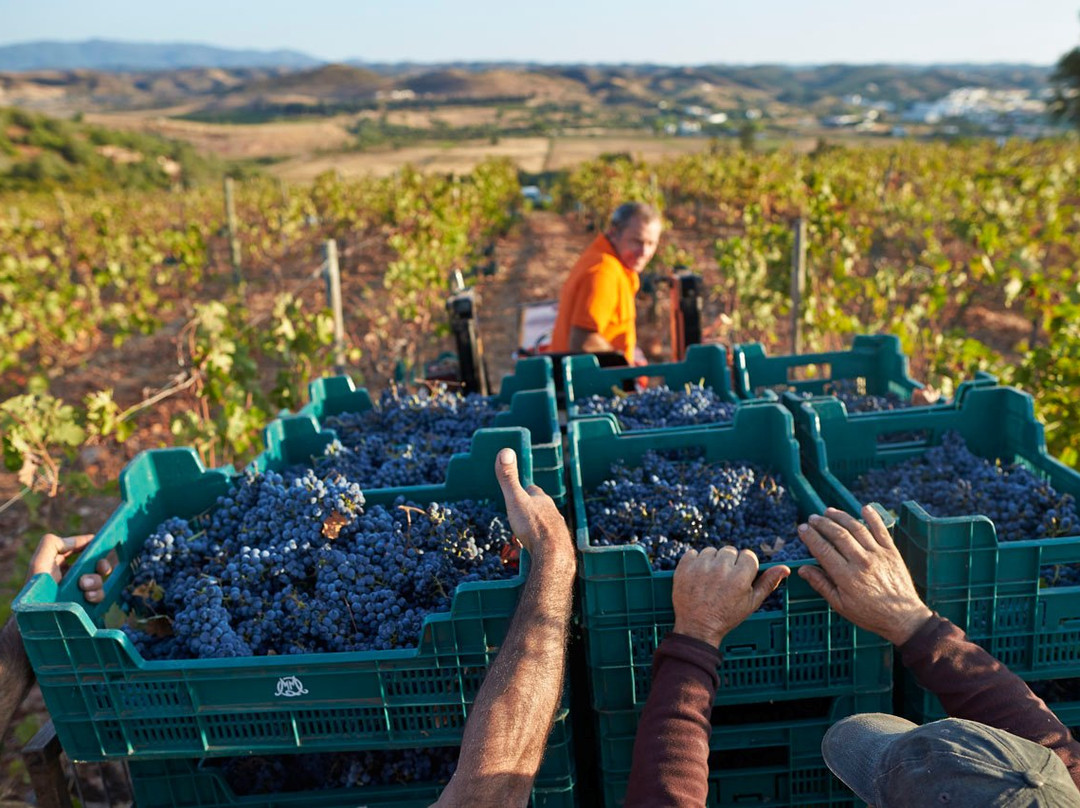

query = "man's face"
[[609, 215, 661, 274]]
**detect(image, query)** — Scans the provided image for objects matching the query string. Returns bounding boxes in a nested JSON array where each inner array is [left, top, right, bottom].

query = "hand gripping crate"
[[14, 429, 547, 761], [595, 691, 891, 807], [127, 708, 577, 808], [296, 356, 564, 503], [568, 405, 892, 712], [790, 385, 1080, 684], [562, 343, 740, 429]]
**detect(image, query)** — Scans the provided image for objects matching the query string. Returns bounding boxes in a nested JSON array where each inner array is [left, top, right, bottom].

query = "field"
[[84, 106, 743, 178], [2, 136, 1079, 801]]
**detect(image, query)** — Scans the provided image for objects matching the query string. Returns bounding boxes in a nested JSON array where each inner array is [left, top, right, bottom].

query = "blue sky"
[[0, 0, 1076, 65]]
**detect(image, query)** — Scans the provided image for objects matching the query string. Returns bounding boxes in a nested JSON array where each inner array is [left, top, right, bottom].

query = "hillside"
[[0, 61, 1050, 119], [0, 106, 229, 190]]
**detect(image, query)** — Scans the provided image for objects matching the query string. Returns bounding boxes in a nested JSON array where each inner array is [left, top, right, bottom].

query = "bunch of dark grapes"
[[585, 450, 804, 584], [121, 466, 514, 660], [314, 385, 505, 488], [779, 378, 912, 414], [220, 747, 458, 795], [851, 430, 1080, 587], [575, 383, 737, 430], [823, 378, 911, 414]]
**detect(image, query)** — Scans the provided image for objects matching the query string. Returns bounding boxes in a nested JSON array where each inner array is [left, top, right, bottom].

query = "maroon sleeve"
[[901, 613, 1080, 789], [624, 633, 720, 807]]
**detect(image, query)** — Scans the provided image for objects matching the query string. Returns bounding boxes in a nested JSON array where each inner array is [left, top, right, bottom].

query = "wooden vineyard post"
[[224, 177, 242, 286], [323, 239, 346, 375], [790, 217, 807, 355]]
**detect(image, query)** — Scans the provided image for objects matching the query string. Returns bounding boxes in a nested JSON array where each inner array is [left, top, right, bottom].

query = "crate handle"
[[723, 644, 757, 655]]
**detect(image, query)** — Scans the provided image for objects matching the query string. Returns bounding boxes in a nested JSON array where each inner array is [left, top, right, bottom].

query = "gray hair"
[[609, 201, 661, 234]]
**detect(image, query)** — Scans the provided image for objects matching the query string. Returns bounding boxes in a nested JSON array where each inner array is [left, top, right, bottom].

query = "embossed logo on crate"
[[275, 676, 309, 697]]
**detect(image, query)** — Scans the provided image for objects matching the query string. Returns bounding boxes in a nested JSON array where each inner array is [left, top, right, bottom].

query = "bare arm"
[[567, 325, 616, 354], [626, 547, 789, 807], [432, 449, 576, 808], [0, 533, 112, 738]]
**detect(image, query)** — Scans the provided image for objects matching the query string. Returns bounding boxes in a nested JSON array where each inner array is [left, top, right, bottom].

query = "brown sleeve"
[[901, 613, 1080, 790], [624, 633, 720, 807]]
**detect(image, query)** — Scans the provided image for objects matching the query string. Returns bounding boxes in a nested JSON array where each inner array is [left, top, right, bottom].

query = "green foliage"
[[559, 154, 663, 229], [1050, 46, 1080, 128], [0, 106, 231, 192], [0, 393, 86, 495]]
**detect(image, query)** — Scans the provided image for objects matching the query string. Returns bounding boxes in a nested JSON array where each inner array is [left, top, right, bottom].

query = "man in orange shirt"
[[550, 202, 662, 365]]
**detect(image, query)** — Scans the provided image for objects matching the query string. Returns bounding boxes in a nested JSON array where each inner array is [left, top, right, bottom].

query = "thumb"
[[751, 565, 791, 611], [495, 449, 528, 506], [60, 534, 95, 555]]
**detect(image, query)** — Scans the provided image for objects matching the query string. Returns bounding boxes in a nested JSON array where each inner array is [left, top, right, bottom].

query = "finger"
[[82, 588, 104, 605], [713, 545, 737, 562], [735, 548, 760, 569], [861, 504, 895, 549], [494, 449, 529, 507], [798, 564, 842, 608], [675, 548, 700, 573], [59, 534, 95, 555], [750, 565, 790, 610], [808, 512, 867, 561], [80, 574, 104, 593], [96, 549, 119, 578], [798, 521, 849, 574], [28, 534, 67, 581], [524, 484, 546, 497], [822, 508, 877, 552]]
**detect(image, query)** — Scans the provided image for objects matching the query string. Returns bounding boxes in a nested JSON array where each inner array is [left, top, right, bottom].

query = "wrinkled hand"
[[797, 506, 932, 645], [27, 533, 117, 605], [494, 449, 575, 572], [672, 546, 790, 647]]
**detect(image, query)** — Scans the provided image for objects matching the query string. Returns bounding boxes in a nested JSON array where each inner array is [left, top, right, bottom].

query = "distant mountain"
[[0, 39, 322, 71]]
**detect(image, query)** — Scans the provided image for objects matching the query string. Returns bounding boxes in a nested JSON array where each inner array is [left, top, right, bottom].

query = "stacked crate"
[[563, 343, 740, 426], [563, 354, 894, 808], [790, 384, 1080, 726], [297, 355, 565, 504], [13, 361, 575, 807], [732, 334, 929, 404]]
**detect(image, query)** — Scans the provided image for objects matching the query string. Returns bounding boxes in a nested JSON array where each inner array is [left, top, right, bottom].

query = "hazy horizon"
[[0, 0, 1075, 67]]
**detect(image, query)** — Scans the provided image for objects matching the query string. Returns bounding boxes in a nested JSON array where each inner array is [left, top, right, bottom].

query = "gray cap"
[[822, 713, 1079, 807]]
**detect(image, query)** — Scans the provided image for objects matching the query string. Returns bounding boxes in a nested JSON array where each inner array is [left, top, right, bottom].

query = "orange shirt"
[[550, 234, 640, 364]]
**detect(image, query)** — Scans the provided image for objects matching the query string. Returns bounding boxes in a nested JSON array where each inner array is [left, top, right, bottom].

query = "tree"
[[1050, 21, 1080, 128]]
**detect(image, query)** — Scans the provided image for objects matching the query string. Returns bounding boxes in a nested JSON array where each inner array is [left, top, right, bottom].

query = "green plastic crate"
[[568, 407, 892, 711], [733, 334, 924, 401], [792, 384, 1080, 533], [14, 430, 547, 761], [595, 692, 889, 807], [903, 670, 1080, 731], [563, 344, 739, 427], [792, 386, 1080, 683], [294, 356, 564, 501], [894, 502, 1080, 722], [128, 708, 576, 808]]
